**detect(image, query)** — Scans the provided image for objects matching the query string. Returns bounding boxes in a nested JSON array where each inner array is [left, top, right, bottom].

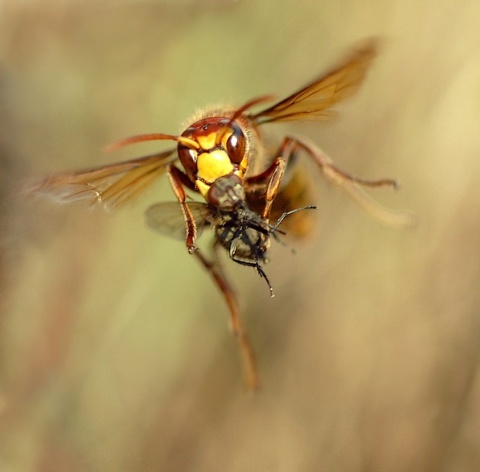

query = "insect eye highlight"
[[177, 145, 198, 176], [225, 124, 246, 164]]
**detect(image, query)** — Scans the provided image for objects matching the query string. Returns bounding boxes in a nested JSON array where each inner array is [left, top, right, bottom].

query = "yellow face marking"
[[219, 129, 234, 150], [196, 180, 210, 198], [238, 155, 248, 175], [197, 150, 234, 183], [196, 132, 218, 150]]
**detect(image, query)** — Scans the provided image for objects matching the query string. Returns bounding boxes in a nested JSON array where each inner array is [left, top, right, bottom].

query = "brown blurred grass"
[[2, 0, 480, 471]]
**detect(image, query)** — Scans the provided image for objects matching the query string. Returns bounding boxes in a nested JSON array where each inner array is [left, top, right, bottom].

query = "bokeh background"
[[2, 0, 480, 471]]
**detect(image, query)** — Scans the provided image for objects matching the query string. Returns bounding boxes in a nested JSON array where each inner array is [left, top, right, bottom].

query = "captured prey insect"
[[33, 39, 412, 390], [146, 175, 317, 296]]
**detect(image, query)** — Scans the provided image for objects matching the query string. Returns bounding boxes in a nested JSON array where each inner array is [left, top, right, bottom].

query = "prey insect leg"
[[193, 246, 260, 391], [227, 229, 275, 297]]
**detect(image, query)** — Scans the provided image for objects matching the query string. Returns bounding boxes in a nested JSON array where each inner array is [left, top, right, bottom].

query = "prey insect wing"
[[146, 201, 212, 240]]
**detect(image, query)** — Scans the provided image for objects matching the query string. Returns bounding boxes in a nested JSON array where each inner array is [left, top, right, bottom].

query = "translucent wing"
[[146, 201, 213, 240], [252, 39, 378, 124], [31, 149, 177, 209]]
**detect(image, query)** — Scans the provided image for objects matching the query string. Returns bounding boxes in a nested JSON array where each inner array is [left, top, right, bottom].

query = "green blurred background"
[[2, 0, 480, 471]]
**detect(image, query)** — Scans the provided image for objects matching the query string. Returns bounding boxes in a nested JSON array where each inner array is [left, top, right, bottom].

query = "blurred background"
[[1, 0, 480, 470]]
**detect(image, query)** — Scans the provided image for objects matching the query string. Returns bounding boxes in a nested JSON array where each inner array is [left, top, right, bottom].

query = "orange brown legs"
[[193, 247, 260, 391], [273, 135, 414, 228], [167, 164, 199, 252]]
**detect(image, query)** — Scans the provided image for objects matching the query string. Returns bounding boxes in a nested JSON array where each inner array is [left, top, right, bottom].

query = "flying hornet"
[[33, 39, 412, 390]]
